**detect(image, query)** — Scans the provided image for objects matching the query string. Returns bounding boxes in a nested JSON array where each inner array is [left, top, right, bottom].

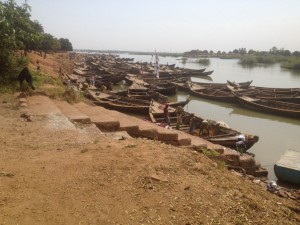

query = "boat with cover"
[[149, 101, 259, 151], [274, 150, 300, 185]]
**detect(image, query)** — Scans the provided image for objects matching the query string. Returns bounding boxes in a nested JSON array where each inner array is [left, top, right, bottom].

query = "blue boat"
[[274, 150, 300, 184]]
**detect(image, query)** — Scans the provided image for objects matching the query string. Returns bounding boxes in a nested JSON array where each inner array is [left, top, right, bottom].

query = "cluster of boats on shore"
[[64, 53, 300, 154]]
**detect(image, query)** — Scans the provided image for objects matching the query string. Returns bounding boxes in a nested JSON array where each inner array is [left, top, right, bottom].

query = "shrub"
[[238, 56, 257, 66], [198, 58, 210, 66]]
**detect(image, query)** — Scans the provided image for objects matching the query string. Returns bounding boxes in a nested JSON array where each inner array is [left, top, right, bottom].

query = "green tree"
[[238, 48, 247, 55], [293, 51, 300, 57], [269, 46, 278, 54], [0, 0, 31, 77], [59, 38, 73, 51], [41, 33, 61, 51]]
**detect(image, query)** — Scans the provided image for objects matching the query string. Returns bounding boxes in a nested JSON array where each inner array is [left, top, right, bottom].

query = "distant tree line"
[[183, 47, 300, 70], [0, 0, 73, 83], [183, 47, 300, 57]]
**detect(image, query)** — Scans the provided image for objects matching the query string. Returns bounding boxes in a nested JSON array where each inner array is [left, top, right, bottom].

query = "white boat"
[[274, 150, 300, 184]]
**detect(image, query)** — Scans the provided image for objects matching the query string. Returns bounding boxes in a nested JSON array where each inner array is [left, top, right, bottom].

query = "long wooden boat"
[[227, 85, 300, 103], [232, 92, 300, 118], [171, 80, 191, 92], [149, 101, 259, 151], [95, 73, 126, 84], [86, 90, 150, 114], [194, 70, 214, 77], [115, 82, 169, 103], [182, 68, 206, 76], [193, 80, 253, 90], [150, 82, 177, 96], [249, 86, 300, 94], [188, 81, 235, 103], [274, 150, 300, 184]]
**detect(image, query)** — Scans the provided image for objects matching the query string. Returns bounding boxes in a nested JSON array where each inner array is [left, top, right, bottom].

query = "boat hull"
[[274, 150, 300, 185], [274, 165, 300, 185]]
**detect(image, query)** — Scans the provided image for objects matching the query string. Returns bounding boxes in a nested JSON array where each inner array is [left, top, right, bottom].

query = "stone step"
[[73, 102, 190, 145], [86, 106, 140, 134], [26, 95, 62, 115], [54, 100, 91, 123], [73, 102, 120, 132], [92, 106, 188, 144]]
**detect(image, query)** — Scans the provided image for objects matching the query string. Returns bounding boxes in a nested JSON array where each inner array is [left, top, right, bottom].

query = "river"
[[116, 53, 300, 180]]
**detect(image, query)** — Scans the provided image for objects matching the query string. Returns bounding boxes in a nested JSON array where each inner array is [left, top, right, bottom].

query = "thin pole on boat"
[[154, 50, 160, 79]]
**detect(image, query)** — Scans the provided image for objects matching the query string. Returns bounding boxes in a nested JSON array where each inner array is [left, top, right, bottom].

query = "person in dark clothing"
[[163, 103, 171, 127], [18, 67, 35, 90], [189, 113, 196, 134]]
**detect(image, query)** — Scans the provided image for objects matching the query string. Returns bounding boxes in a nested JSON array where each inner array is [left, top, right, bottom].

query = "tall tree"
[[59, 38, 73, 51]]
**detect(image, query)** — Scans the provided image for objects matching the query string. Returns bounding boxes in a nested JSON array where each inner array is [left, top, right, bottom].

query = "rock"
[[0, 171, 14, 178], [247, 175, 255, 180], [20, 102, 28, 107], [148, 174, 168, 182], [20, 113, 32, 121], [285, 191, 297, 200], [19, 98, 27, 103], [277, 189, 288, 198], [214, 147, 225, 154], [18, 92, 27, 98]]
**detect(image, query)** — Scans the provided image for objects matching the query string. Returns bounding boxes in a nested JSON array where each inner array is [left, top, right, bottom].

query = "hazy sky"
[[16, 0, 300, 52]]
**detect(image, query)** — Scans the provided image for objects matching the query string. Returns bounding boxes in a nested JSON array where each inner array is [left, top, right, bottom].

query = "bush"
[[281, 57, 300, 70], [198, 58, 210, 66], [256, 56, 276, 64], [62, 87, 81, 103], [239, 56, 257, 66]]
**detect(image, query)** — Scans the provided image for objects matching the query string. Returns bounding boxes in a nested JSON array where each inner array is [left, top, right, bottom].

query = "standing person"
[[176, 106, 184, 130], [163, 103, 171, 127], [189, 113, 196, 134], [199, 120, 209, 137], [235, 134, 247, 154]]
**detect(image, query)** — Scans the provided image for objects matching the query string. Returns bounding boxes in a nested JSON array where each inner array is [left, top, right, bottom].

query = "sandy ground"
[[0, 52, 299, 225]]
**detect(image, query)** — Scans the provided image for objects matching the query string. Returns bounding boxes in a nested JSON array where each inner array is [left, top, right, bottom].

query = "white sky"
[[16, 0, 300, 52]]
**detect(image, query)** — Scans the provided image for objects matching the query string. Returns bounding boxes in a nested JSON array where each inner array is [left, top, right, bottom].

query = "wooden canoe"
[[232, 92, 300, 118], [86, 90, 150, 114], [227, 85, 300, 103], [149, 101, 259, 151], [188, 82, 235, 103]]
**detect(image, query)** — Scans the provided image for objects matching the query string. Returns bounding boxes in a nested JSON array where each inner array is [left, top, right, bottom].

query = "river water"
[[117, 53, 300, 180]]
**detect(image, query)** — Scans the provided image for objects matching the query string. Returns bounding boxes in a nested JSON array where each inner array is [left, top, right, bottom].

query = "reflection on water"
[[115, 53, 300, 180]]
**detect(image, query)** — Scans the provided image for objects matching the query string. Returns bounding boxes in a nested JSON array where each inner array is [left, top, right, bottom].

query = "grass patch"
[[202, 148, 220, 159], [238, 55, 257, 66], [62, 87, 82, 103], [281, 57, 300, 70]]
